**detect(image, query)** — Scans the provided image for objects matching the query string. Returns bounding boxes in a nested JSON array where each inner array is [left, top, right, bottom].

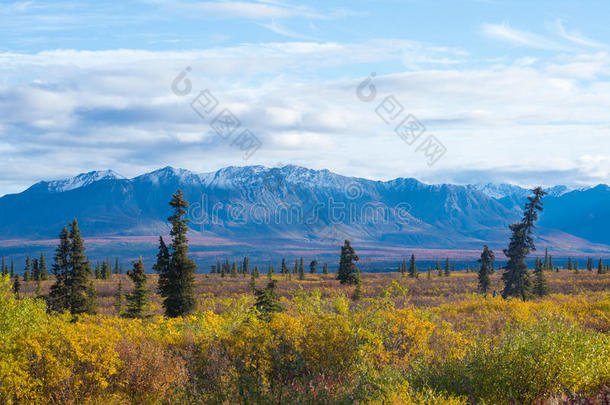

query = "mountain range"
[[1, 165, 609, 267]]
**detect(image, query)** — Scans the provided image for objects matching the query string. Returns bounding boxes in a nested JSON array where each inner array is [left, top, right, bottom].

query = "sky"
[[1, 0, 610, 195]]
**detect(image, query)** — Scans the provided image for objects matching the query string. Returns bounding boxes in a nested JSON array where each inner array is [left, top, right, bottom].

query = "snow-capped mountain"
[[0, 166, 609, 253], [37, 170, 125, 193]]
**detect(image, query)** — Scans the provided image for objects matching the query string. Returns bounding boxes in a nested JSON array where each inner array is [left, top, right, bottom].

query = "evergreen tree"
[[253, 266, 259, 278], [267, 264, 273, 279], [23, 255, 31, 281], [154, 236, 171, 299], [125, 257, 149, 318], [298, 257, 305, 280], [549, 255, 555, 271], [408, 254, 417, 278], [160, 190, 198, 317], [253, 280, 283, 320], [1, 257, 5, 276], [533, 258, 549, 297], [10, 260, 14, 278], [48, 226, 71, 312], [68, 219, 96, 315], [243, 256, 249, 275], [114, 257, 120, 275], [95, 261, 101, 279], [436, 260, 442, 277], [281, 258, 287, 274], [598, 258, 605, 275], [39, 253, 48, 280], [567, 257, 573, 270], [84, 281, 98, 315], [293, 259, 298, 275], [444, 258, 450, 277], [587, 257, 593, 271], [114, 278, 125, 315], [231, 261, 238, 277], [337, 240, 360, 285], [501, 188, 545, 300], [322, 262, 328, 275], [32, 258, 39, 281], [102, 258, 111, 279], [13, 275, 20, 298], [351, 275, 362, 301], [543, 248, 549, 270], [574, 260, 579, 273], [478, 245, 495, 295], [427, 266, 431, 279], [309, 260, 318, 274]]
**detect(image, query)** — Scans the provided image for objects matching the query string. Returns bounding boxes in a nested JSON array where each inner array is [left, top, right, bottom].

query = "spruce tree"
[[436, 260, 442, 277], [13, 275, 20, 298], [231, 261, 238, 277], [598, 258, 605, 275], [161, 190, 197, 317], [298, 257, 305, 280], [444, 258, 450, 277], [478, 245, 495, 295], [125, 257, 149, 318], [351, 276, 362, 301], [427, 266, 431, 279], [95, 261, 101, 279], [293, 259, 298, 275], [39, 253, 48, 280], [1, 256, 5, 276], [543, 248, 549, 270], [337, 240, 360, 285], [68, 219, 96, 315], [408, 254, 417, 278], [587, 257, 593, 272], [48, 226, 71, 312], [23, 255, 31, 281], [322, 262, 328, 275], [253, 280, 283, 320], [32, 258, 39, 281], [281, 258, 287, 274], [115, 278, 125, 315], [115, 257, 120, 275], [10, 260, 14, 278], [243, 256, 249, 275], [501, 188, 545, 300], [154, 236, 170, 300], [567, 257, 573, 271], [309, 260, 318, 274], [533, 258, 549, 297]]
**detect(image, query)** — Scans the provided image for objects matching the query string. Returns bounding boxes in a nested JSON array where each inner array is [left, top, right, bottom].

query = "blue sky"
[[1, 0, 610, 194]]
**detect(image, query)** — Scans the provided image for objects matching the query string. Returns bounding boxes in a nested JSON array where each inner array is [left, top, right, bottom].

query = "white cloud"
[[482, 22, 570, 51], [1, 42, 610, 194]]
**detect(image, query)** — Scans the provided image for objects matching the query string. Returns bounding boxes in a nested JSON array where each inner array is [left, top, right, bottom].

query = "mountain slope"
[[0, 166, 608, 252]]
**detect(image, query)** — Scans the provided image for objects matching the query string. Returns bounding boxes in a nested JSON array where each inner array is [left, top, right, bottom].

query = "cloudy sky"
[[1, 0, 610, 195]]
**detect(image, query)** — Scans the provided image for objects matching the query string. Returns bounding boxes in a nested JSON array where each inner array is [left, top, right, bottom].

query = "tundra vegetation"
[[0, 189, 609, 404]]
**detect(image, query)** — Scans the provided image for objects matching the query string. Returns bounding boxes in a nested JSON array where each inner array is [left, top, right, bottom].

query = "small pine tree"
[[478, 245, 495, 295], [351, 275, 362, 301], [243, 256, 249, 275], [253, 266, 259, 278], [543, 248, 549, 270], [114, 278, 125, 315], [125, 257, 148, 318], [253, 280, 283, 320], [408, 254, 417, 278], [567, 257, 573, 270], [298, 257, 305, 280], [533, 258, 549, 297], [322, 263, 328, 275], [115, 257, 120, 275], [598, 258, 605, 275], [281, 258, 288, 274], [10, 260, 14, 278], [84, 281, 98, 315], [160, 190, 198, 317], [337, 240, 360, 285], [587, 257, 593, 272], [427, 266, 431, 279], [231, 261, 238, 277], [444, 258, 450, 277], [95, 261, 101, 279], [436, 260, 442, 277], [39, 253, 48, 280], [13, 275, 21, 298], [309, 260, 317, 274]]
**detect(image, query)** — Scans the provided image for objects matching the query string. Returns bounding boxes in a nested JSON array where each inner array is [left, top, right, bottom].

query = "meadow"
[[2, 268, 609, 404]]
